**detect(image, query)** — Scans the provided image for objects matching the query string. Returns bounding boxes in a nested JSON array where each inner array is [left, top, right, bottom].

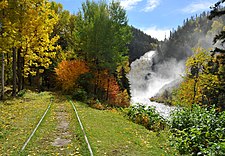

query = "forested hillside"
[[157, 10, 225, 62], [153, 6, 225, 108], [128, 27, 158, 63]]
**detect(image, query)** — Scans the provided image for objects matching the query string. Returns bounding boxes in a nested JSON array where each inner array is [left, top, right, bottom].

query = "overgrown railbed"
[[0, 91, 52, 154], [21, 93, 87, 155], [0, 91, 178, 155], [0, 91, 87, 155]]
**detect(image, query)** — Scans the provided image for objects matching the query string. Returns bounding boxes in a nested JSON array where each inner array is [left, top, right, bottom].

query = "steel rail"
[[21, 97, 54, 152], [68, 97, 94, 156]]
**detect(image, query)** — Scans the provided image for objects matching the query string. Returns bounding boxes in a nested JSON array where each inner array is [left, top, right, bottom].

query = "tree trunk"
[[94, 75, 98, 95], [28, 74, 32, 86], [6, 52, 10, 85], [22, 75, 25, 90], [94, 68, 100, 97], [37, 69, 41, 92], [17, 48, 22, 92], [94, 59, 100, 96], [106, 78, 110, 101], [22, 57, 25, 90], [1, 52, 4, 100], [12, 47, 17, 97]]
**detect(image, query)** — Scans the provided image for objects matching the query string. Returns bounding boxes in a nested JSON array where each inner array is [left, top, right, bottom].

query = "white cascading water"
[[128, 51, 185, 118]]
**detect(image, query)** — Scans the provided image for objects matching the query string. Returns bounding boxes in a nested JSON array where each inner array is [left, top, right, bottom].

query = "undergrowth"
[[170, 105, 225, 155], [126, 104, 167, 131]]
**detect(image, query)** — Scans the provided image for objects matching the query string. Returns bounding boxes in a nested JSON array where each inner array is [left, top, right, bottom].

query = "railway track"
[[20, 96, 93, 155]]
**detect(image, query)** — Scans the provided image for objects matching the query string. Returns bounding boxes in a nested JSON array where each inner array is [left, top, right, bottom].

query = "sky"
[[53, 0, 218, 41]]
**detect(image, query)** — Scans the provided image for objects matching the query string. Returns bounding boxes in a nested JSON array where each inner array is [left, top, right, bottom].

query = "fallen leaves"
[[0, 91, 52, 154]]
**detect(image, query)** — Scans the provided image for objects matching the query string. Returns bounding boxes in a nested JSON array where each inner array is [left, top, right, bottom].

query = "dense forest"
[[157, 10, 225, 62], [0, 0, 157, 105], [0, 0, 133, 107]]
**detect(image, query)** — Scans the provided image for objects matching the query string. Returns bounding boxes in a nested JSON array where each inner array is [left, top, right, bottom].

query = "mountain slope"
[[128, 27, 158, 63]]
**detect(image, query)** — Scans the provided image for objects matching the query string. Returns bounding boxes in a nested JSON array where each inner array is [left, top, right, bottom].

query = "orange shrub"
[[55, 60, 89, 91]]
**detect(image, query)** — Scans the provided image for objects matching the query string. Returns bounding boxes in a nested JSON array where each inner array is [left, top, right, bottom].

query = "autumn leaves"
[[54, 1, 131, 107], [0, 0, 131, 103]]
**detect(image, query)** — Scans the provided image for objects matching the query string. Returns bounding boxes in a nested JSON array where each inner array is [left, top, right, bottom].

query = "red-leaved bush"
[[97, 70, 130, 107]]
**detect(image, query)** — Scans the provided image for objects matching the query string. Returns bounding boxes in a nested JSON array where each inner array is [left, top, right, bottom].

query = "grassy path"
[[0, 92, 86, 155], [0, 91, 178, 155], [21, 94, 85, 155]]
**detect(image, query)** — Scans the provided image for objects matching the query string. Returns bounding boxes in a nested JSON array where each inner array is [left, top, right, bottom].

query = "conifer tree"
[[208, 0, 225, 109]]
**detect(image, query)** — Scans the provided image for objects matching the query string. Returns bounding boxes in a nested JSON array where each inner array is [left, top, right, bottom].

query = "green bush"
[[170, 105, 225, 155], [127, 104, 166, 131], [72, 89, 88, 102], [17, 89, 26, 97]]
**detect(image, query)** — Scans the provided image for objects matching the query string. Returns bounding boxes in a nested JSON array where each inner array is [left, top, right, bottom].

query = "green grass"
[[0, 91, 53, 155], [0, 91, 178, 155], [21, 94, 85, 155], [73, 101, 179, 156]]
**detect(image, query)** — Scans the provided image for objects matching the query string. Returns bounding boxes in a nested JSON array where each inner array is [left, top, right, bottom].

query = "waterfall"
[[128, 51, 185, 118]]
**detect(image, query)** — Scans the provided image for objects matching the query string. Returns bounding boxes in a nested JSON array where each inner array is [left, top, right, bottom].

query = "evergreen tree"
[[208, 0, 225, 109]]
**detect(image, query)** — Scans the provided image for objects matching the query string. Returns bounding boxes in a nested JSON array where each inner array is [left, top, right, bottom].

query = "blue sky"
[[53, 0, 218, 40]]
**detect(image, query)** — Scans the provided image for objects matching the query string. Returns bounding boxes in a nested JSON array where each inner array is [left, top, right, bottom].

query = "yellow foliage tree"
[[173, 48, 221, 107], [19, 0, 60, 76], [0, 0, 60, 93]]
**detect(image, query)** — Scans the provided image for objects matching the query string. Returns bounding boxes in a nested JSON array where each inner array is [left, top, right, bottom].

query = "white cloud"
[[182, 1, 213, 13], [142, 0, 160, 12], [119, 0, 143, 10], [142, 26, 171, 41]]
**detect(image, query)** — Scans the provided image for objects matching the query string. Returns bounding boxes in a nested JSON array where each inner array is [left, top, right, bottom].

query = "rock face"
[[156, 78, 183, 96], [151, 78, 183, 105]]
